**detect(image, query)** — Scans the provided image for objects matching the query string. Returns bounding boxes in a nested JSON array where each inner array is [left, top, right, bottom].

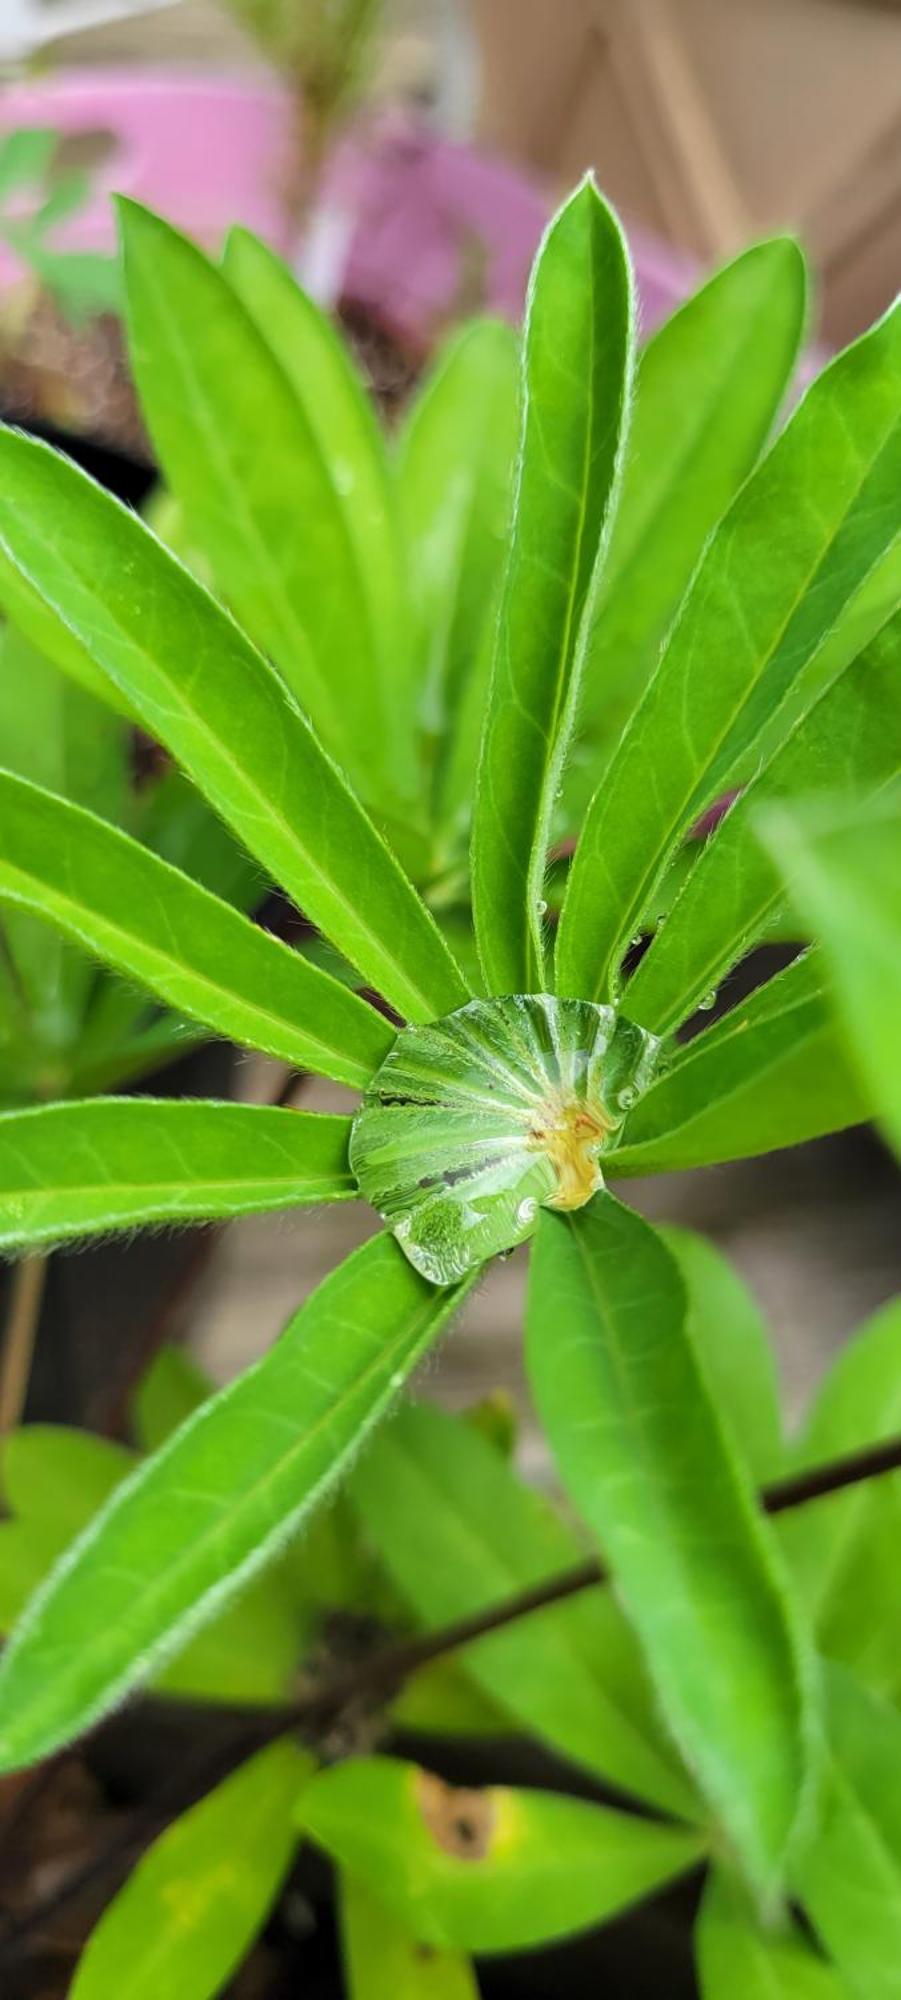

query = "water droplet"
[[630, 933, 643, 949], [698, 990, 717, 1013], [536, 898, 548, 918], [389, 1370, 405, 1390], [516, 1196, 538, 1227], [616, 1085, 637, 1111]]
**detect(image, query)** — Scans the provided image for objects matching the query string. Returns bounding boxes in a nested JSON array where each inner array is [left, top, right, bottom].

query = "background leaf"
[[794, 1667, 901, 2000], [472, 177, 634, 993], [340, 1873, 480, 1999], [660, 1227, 784, 1483], [527, 1194, 819, 1897], [696, 1866, 847, 1998]]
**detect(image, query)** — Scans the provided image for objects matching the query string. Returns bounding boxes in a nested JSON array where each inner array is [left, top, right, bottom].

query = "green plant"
[[0, 128, 120, 330], [0, 176, 897, 1994]]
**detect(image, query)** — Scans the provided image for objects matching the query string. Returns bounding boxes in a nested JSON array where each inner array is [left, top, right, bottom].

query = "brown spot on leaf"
[[416, 1771, 496, 1861]]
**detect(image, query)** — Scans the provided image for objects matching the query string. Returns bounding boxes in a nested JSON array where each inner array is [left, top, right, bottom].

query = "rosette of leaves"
[[0, 174, 897, 1981]]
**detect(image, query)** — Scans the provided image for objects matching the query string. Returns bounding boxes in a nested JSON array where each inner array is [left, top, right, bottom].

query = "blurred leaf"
[[136, 766, 263, 915], [350, 1399, 694, 1817], [0, 770, 392, 1086], [569, 236, 807, 814], [759, 789, 901, 1157], [627, 611, 901, 1033], [0, 427, 469, 1024], [300, 1755, 704, 1953], [696, 1866, 847, 1998], [390, 1657, 510, 1741], [340, 1873, 480, 1998], [794, 1667, 901, 2000], [121, 202, 414, 812], [396, 319, 518, 829], [71, 1741, 309, 2000], [0, 1236, 471, 1770], [611, 951, 870, 1176], [660, 1228, 783, 1483], [0, 1098, 354, 1252], [133, 1345, 213, 1454], [472, 178, 634, 993], [557, 299, 901, 1003], [527, 1195, 819, 1898]]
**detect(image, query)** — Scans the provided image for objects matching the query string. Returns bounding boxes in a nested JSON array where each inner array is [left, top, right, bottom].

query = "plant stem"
[[0, 1257, 47, 1435]]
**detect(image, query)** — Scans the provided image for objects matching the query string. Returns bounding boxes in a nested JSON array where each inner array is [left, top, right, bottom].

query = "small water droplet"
[[389, 1370, 405, 1389], [617, 1085, 637, 1111], [516, 1196, 538, 1227], [698, 990, 717, 1013], [536, 898, 548, 918]]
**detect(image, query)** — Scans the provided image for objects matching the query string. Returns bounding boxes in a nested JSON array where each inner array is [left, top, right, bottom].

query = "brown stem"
[[0, 1257, 47, 1435]]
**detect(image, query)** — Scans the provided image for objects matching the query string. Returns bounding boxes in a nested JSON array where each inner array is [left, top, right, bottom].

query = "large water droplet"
[[698, 990, 717, 1013]]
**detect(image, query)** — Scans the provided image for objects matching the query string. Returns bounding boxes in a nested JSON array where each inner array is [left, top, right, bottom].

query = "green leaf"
[[133, 1345, 213, 1454], [350, 993, 659, 1283], [0, 425, 469, 1024], [396, 318, 519, 829], [569, 236, 807, 812], [626, 611, 901, 1033], [0, 1235, 470, 1770], [779, 1298, 901, 1700], [557, 298, 901, 1003], [696, 1866, 847, 1999], [136, 765, 263, 914], [660, 1228, 783, 1484], [610, 951, 870, 1176], [759, 790, 901, 1157], [526, 1194, 819, 1897], [793, 1667, 901, 2000], [0, 551, 134, 717], [472, 177, 635, 993], [71, 1741, 308, 2000], [349, 1399, 695, 1818], [0, 770, 393, 1086], [339, 1874, 480, 1999], [0, 1098, 354, 1252], [300, 1755, 704, 1954], [121, 201, 414, 811]]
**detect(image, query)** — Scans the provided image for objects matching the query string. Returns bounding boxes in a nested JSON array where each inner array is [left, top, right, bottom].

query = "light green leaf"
[[389, 1657, 510, 1740], [71, 1741, 308, 2000], [660, 1227, 783, 1484], [759, 790, 901, 1157], [779, 1298, 901, 1700], [0, 425, 469, 1024], [0, 547, 134, 716], [0, 770, 393, 1086], [0, 1098, 354, 1252], [396, 318, 519, 829], [526, 1194, 819, 1897], [472, 177, 635, 993], [340, 1874, 480, 1999], [794, 1667, 901, 2000], [121, 201, 413, 811], [626, 611, 901, 1033], [349, 1399, 695, 1818], [133, 1345, 213, 1454], [300, 1755, 704, 1954], [0, 1235, 470, 1770], [569, 236, 807, 812], [351, 992, 659, 1283], [557, 298, 901, 1003], [610, 951, 870, 1176], [696, 1865, 847, 1999]]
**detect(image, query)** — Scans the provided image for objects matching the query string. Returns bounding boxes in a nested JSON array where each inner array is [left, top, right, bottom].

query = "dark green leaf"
[[527, 1194, 819, 1897], [472, 178, 634, 993], [793, 1667, 901, 2000], [660, 1227, 783, 1483]]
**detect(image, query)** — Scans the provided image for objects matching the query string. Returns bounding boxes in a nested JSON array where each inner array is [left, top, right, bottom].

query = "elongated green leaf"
[[0, 1235, 469, 1769], [0, 1098, 353, 1251], [120, 201, 414, 810], [568, 236, 807, 813], [340, 1874, 479, 1999], [0, 770, 392, 1085], [0, 426, 469, 1023], [527, 1194, 819, 1897], [300, 1755, 703, 1954], [794, 1668, 901, 2000], [71, 1741, 308, 2000], [759, 791, 901, 1157], [626, 613, 901, 1033], [133, 1345, 213, 1454], [349, 1400, 694, 1818], [557, 299, 901, 1002], [0, 546, 134, 716], [223, 224, 411, 741], [660, 1228, 783, 1484], [472, 178, 634, 993], [396, 318, 519, 827], [136, 765, 263, 914], [696, 1866, 847, 1999], [610, 951, 870, 1176], [779, 1299, 901, 1700]]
